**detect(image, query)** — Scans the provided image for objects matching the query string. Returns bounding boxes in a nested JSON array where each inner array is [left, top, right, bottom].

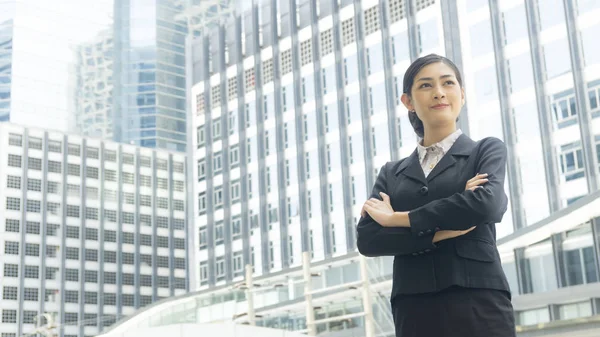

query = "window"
[[197, 126, 205, 148], [140, 275, 153, 287], [123, 294, 135, 307], [198, 192, 207, 215], [40, 137, 60, 154], [140, 234, 152, 246], [5, 219, 19, 232], [26, 221, 40, 234], [214, 186, 223, 208], [8, 154, 22, 167], [45, 267, 58, 280], [66, 247, 79, 260], [46, 246, 58, 258], [104, 251, 117, 264], [560, 144, 585, 181], [231, 180, 241, 202], [216, 257, 225, 281], [104, 149, 116, 162], [64, 313, 78, 325], [122, 252, 134, 264], [157, 236, 169, 248], [65, 290, 78, 303], [122, 153, 134, 165], [46, 224, 59, 236], [173, 200, 184, 211], [85, 227, 98, 241], [4, 241, 19, 255], [27, 179, 41, 192], [47, 181, 60, 194], [140, 195, 152, 207], [29, 137, 42, 150], [198, 226, 208, 250], [156, 159, 168, 170], [173, 180, 184, 192], [24, 265, 39, 278], [24, 288, 39, 301], [230, 145, 240, 166], [157, 256, 169, 268], [8, 133, 22, 146], [265, 131, 270, 156], [104, 271, 116, 284], [6, 175, 20, 189], [105, 210, 117, 222], [198, 159, 206, 181], [48, 161, 62, 173], [123, 273, 134, 285], [3, 286, 17, 300], [123, 192, 135, 205], [28, 157, 42, 170], [140, 175, 151, 187], [157, 197, 169, 209], [157, 177, 168, 189], [25, 243, 39, 256], [105, 169, 116, 181], [552, 94, 578, 127], [140, 156, 151, 167], [157, 216, 169, 228], [86, 166, 99, 179], [66, 225, 79, 239], [4, 264, 18, 277], [6, 197, 20, 211], [68, 163, 80, 176], [68, 144, 80, 156], [233, 251, 244, 276], [123, 172, 134, 184], [83, 291, 98, 304], [199, 261, 209, 285], [104, 293, 116, 306], [122, 212, 134, 224], [173, 161, 184, 173], [229, 111, 237, 135], [2, 310, 17, 323], [213, 118, 221, 140], [213, 152, 222, 173], [26, 199, 41, 213]]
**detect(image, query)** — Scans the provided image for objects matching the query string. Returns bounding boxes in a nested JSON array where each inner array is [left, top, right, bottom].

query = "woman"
[[356, 54, 515, 337]]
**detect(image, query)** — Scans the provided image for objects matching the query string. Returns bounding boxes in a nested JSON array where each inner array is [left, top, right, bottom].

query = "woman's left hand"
[[361, 192, 396, 227]]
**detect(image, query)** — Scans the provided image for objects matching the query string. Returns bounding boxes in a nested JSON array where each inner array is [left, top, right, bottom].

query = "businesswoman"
[[356, 54, 515, 337]]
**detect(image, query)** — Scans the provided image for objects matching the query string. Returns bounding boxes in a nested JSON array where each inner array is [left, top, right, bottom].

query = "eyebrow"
[[416, 74, 455, 82]]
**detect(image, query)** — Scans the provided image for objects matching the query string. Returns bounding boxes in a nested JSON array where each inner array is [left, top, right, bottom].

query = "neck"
[[422, 126, 457, 147]]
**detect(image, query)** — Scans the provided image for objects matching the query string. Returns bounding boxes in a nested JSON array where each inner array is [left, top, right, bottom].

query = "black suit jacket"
[[356, 134, 511, 301]]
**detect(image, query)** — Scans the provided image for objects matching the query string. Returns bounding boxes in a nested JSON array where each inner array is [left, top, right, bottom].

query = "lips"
[[431, 104, 450, 109]]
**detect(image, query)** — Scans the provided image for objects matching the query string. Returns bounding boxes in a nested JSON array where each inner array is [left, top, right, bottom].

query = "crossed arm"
[[356, 138, 508, 257]]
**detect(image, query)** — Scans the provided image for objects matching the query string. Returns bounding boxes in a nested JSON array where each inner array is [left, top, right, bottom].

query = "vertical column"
[[514, 247, 531, 294], [79, 141, 88, 337], [98, 142, 106, 327], [548, 303, 560, 321], [17, 131, 28, 337], [309, 0, 333, 257], [590, 217, 600, 281], [217, 23, 234, 282], [551, 233, 567, 288], [303, 252, 316, 336], [249, 2, 271, 274], [524, 0, 563, 213], [245, 265, 256, 325], [289, 0, 311, 256], [440, 0, 470, 135], [134, 148, 142, 304], [488, 0, 526, 230], [59, 135, 68, 337], [379, 0, 401, 162], [330, 0, 355, 252], [151, 152, 158, 300], [39, 133, 49, 326], [116, 145, 124, 318], [359, 255, 375, 337], [353, 1, 375, 237], [405, 0, 419, 61], [563, 0, 598, 192]]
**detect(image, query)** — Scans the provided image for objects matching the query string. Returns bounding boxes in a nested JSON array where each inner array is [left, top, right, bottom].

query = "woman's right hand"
[[432, 173, 489, 243]]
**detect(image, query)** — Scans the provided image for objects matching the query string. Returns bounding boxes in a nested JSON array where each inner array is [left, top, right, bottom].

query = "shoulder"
[[475, 137, 507, 157]]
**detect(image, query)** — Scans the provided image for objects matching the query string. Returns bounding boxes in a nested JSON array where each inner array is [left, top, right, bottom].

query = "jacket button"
[[420, 186, 428, 195], [418, 231, 424, 237], [425, 249, 431, 253], [412, 252, 418, 256], [426, 229, 432, 234]]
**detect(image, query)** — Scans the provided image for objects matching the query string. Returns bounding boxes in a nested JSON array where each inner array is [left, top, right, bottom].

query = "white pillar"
[[245, 264, 256, 326], [303, 251, 316, 336], [359, 254, 375, 337]]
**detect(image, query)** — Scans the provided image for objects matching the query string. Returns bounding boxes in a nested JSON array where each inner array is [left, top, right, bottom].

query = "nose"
[[433, 87, 445, 100]]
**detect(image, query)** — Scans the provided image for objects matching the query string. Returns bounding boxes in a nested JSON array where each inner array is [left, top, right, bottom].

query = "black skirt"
[[391, 286, 516, 337]]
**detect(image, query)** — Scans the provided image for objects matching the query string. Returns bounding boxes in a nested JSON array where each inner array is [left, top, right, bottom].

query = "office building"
[[0, 122, 189, 337], [111, 0, 189, 152]]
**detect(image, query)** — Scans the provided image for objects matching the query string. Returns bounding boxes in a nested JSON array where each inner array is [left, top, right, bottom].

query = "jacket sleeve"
[[356, 162, 439, 257], [408, 137, 509, 235]]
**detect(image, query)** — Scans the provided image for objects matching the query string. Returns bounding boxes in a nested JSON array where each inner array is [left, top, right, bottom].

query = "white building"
[[0, 122, 189, 337]]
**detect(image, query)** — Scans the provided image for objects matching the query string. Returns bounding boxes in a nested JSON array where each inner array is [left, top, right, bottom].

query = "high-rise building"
[[111, 0, 189, 152], [72, 30, 114, 139], [185, 0, 600, 336], [0, 0, 114, 132], [0, 122, 189, 337]]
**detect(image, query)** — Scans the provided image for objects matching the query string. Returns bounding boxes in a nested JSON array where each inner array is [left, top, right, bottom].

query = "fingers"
[[466, 173, 488, 184], [379, 192, 390, 203]]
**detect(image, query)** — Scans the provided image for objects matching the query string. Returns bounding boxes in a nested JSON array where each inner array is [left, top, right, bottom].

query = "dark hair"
[[402, 54, 464, 138]]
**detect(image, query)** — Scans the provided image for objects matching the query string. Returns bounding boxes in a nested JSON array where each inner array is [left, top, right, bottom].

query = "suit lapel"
[[426, 134, 475, 183], [395, 149, 427, 185]]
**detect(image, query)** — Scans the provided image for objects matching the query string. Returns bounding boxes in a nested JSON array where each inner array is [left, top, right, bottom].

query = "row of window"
[[5, 263, 187, 280], [199, 251, 245, 284], [6, 154, 184, 189], [4, 218, 184, 235], [8, 135, 183, 172]]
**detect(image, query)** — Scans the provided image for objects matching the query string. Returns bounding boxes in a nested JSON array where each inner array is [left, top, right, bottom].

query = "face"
[[401, 62, 464, 131]]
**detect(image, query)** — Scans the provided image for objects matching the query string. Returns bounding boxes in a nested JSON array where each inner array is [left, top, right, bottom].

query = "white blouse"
[[416, 129, 463, 177]]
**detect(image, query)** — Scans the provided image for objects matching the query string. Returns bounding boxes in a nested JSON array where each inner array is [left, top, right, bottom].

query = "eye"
[[418, 83, 432, 89], [444, 80, 456, 85]]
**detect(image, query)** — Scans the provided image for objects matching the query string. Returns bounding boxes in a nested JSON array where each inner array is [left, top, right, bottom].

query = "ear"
[[461, 87, 466, 106], [401, 93, 414, 111]]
